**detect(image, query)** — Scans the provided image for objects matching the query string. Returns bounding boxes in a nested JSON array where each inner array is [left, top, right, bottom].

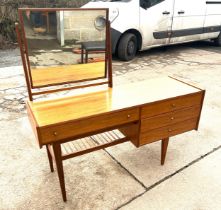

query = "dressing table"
[[16, 8, 205, 201]]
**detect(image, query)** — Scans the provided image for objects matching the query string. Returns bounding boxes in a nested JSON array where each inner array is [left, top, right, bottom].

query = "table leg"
[[46, 144, 54, 172], [161, 138, 169, 165], [53, 143, 67, 202]]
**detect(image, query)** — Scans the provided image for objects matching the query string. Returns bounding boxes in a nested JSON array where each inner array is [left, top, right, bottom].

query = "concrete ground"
[[0, 41, 221, 210]]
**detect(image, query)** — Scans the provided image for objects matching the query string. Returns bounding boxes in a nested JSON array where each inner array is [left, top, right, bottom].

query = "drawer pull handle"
[[171, 117, 174, 120], [127, 114, 131, 118], [53, 131, 58, 136], [168, 129, 172, 132], [171, 103, 176, 108]]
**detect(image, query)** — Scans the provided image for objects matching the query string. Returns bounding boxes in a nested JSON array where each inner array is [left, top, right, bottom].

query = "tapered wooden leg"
[[161, 138, 169, 165], [46, 144, 54, 172], [53, 143, 67, 202]]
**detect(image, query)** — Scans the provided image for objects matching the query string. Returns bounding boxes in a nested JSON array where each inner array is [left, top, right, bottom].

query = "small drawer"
[[141, 105, 201, 132], [141, 92, 203, 118], [39, 107, 139, 144], [139, 118, 198, 146]]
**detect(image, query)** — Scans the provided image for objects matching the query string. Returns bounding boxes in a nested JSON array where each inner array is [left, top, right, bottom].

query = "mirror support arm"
[[107, 21, 113, 88], [15, 23, 33, 101]]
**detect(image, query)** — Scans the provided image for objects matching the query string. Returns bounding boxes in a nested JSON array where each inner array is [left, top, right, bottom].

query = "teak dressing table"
[[16, 8, 205, 202]]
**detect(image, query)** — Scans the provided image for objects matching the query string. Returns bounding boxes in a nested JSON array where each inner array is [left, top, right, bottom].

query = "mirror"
[[19, 9, 108, 88]]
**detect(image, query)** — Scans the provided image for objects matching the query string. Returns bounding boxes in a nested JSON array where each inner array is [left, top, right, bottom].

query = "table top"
[[27, 77, 202, 127], [31, 62, 105, 88]]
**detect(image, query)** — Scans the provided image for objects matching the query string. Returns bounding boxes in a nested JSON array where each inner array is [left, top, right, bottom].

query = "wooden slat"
[[102, 133, 113, 142], [100, 133, 110, 143], [113, 129, 125, 139], [86, 137, 97, 148], [92, 134, 105, 145], [61, 130, 126, 156], [109, 130, 120, 139], [62, 137, 128, 160]]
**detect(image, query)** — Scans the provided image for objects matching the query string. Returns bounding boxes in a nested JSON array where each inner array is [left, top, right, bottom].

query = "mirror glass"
[[20, 9, 107, 88]]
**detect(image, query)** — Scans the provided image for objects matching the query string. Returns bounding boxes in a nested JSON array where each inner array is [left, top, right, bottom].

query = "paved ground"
[[1, 41, 221, 209]]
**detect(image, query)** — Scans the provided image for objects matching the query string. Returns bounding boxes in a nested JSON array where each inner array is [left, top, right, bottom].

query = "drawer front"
[[140, 118, 198, 146], [141, 92, 203, 118], [39, 108, 139, 144], [141, 106, 201, 132]]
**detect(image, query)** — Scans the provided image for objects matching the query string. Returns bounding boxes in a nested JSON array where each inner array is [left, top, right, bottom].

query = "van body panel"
[[83, 0, 140, 53], [170, 0, 207, 43], [139, 0, 174, 49], [203, 2, 221, 39], [83, 0, 221, 57]]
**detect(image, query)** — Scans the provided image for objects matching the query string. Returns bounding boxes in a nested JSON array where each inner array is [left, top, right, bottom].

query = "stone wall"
[[61, 10, 106, 43], [0, 0, 89, 48]]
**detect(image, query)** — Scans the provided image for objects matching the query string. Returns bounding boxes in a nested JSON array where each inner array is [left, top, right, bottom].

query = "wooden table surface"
[[31, 62, 105, 87], [28, 77, 201, 127]]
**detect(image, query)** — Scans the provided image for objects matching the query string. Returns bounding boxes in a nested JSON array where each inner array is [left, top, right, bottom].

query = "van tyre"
[[214, 32, 221, 46], [118, 33, 137, 61]]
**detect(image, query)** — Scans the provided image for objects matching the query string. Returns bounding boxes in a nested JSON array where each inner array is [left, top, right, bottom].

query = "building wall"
[[57, 10, 106, 44]]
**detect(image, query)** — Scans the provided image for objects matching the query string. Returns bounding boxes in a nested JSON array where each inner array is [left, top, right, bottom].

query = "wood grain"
[[141, 105, 201, 131], [161, 138, 169, 165], [118, 123, 140, 147], [27, 77, 205, 146], [140, 118, 198, 146], [141, 92, 203, 118], [28, 77, 201, 127], [39, 108, 139, 144], [31, 62, 105, 88]]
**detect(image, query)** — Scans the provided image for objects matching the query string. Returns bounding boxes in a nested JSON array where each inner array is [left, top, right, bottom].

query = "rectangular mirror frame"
[[16, 8, 113, 101]]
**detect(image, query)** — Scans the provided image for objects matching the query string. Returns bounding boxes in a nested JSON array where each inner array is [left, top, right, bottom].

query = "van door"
[[202, 1, 221, 40], [139, 0, 174, 49], [170, 0, 207, 44]]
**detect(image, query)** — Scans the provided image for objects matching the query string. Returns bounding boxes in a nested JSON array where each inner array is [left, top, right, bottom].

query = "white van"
[[83, 0, 221, 61]]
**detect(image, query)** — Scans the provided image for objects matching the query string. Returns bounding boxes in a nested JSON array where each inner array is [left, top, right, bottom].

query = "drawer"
[[141, 105, 201, 132], [141, 92, 203, 118], [39, 108, 139, 144], [140, 118, 198, 146]]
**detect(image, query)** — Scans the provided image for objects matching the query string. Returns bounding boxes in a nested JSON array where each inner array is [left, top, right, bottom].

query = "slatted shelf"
[[61, 130, 127, 158]]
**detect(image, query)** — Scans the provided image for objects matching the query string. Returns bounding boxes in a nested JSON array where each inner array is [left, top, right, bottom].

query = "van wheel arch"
[[116, 29, 142, 60]]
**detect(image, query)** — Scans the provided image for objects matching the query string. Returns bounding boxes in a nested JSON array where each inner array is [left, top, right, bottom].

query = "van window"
[[140, 0, 164, 9]]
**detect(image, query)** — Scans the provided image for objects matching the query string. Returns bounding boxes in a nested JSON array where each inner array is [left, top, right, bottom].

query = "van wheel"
[[214, 32, 221, 46], [118, 33, 137, 61]]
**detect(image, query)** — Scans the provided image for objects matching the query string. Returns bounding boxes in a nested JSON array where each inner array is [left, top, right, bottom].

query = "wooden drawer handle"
[[168, 129, 172, 132], [127, 114, 131, 118], [53, 131, 58, 136], [171, 117, 174, 120], [171, 103, 176, 108]]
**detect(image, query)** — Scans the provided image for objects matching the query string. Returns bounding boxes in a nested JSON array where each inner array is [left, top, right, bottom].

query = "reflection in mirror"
[[20, 9, 107, 88]]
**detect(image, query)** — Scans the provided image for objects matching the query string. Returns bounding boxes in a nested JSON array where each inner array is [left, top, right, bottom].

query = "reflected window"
[[140, 0, 164, 9]]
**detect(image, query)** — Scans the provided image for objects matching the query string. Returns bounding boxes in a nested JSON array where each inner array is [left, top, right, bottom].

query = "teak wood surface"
[[26, 76, 205, 201], [31, 62, 105, 88], [16, 8, 113, 100], [28, 77, 201, 127]]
